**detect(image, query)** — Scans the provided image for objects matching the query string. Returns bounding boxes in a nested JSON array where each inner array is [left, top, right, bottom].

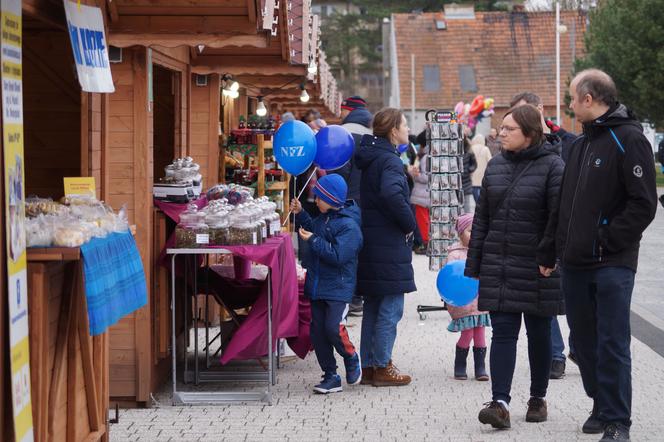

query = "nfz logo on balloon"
[[281, 146, 307, 157]]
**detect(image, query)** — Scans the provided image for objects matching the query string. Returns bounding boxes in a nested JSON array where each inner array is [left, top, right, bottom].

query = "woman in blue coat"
[[355, 108, 417, 387]]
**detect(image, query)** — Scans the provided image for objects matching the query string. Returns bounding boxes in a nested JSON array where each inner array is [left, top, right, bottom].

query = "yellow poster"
[[64, 176, 96, 197], [2, 0, 34, 441]]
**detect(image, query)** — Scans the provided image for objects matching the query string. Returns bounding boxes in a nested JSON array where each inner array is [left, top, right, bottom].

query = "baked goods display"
[[25, 196, 130, 248]]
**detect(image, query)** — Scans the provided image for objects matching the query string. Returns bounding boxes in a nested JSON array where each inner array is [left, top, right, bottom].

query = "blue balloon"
[[314, 125, 355, 170], [436, 260, 479, 307], [397, 143, 409, 154], [274, 120, 317, 175]]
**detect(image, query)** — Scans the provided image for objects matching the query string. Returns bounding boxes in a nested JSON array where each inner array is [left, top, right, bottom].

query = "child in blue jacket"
[[290, 174, 364, 394]]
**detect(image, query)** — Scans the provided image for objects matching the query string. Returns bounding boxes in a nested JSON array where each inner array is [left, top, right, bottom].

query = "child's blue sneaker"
[[313, 373, 342, 394], [344, 353, 362, 385]]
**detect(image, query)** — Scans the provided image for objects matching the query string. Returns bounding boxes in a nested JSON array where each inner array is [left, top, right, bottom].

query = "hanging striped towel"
[[80, 231, 148, 336]]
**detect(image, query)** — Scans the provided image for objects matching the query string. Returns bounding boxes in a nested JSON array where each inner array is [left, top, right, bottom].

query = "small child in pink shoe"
[[444, 213, 490, 381]]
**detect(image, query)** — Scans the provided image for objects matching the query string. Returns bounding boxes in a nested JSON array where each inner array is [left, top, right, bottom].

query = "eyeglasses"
[[499, 125, 521, 133]]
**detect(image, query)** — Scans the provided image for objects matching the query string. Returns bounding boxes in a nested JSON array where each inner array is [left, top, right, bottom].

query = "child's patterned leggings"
[[457, 326, 486, 348]]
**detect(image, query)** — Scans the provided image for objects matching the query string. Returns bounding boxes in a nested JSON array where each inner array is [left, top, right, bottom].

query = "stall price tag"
[[196, 234, 210, 245], [64, 176, 96, 197]]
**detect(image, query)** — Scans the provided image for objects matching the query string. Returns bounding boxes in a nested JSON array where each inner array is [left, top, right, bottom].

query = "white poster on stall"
[[63, 0, 114, 93]]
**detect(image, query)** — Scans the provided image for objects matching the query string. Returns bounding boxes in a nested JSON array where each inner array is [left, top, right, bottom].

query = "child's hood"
[[329, 200, 361, 227]]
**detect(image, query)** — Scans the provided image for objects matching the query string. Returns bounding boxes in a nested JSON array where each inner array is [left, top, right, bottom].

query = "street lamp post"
[[556, 0, 561, 125]]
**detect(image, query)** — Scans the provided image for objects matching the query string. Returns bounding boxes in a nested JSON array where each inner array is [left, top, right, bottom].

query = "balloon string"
[[282, 167, 317, 226]]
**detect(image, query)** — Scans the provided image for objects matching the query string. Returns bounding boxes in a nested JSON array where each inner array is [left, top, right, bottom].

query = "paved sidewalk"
[[110, 253, 664, 441]]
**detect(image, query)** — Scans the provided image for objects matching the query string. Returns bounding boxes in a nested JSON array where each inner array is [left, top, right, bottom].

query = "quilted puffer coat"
[[464, 141, 565, 316]]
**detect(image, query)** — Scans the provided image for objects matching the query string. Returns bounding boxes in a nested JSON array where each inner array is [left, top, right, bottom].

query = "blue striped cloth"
[[80, 231, 148, 336]]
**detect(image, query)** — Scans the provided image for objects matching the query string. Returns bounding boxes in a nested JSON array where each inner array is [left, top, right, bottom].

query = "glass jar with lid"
[[266, 199, 282, 237], [175, 203, 209, 248], [205, 209, 230, 246], [250, 203, 267, 243], [228, 209, 257, 245]]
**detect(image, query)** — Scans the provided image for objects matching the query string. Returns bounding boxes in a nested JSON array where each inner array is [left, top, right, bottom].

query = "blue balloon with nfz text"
[[436, 260, 479, 307], [274, 120, 317, 176]]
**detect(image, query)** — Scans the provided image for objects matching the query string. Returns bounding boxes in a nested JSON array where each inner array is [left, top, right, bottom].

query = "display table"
[[154, 198, 303, 362], [27, 248, 108, 442], [167, 234, 300, 405]]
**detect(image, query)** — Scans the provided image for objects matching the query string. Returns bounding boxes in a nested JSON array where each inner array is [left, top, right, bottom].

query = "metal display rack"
[[426, 110, 466, 271], [417, 110, 466, 320]]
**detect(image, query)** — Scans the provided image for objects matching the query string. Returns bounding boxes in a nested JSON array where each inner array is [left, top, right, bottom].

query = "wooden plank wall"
[[190, 74, 220, 186], [107, 48, 147, 400], [81, 93, 105, 200], [107, 46, 194, 402], [23, 31, 81, 200]]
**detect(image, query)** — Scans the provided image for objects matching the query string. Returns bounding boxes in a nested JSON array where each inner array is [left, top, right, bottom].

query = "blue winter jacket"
[[295, 201, 363, 303], [355, 134, 417, 296]]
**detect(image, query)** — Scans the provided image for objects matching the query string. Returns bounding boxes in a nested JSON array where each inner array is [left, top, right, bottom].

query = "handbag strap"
[[490, 161, 535, 216]]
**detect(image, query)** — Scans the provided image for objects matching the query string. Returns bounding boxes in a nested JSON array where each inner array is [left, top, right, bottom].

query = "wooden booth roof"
[[21, 0, 339, 117]]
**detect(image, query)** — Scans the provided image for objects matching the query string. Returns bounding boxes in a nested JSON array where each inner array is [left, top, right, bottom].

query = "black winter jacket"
[[555, 104, 657, 272], [332, 108, 373, 204], [462, 150, 477, 195], [465, 141, 565, 316], [355, 134, 417, 296]]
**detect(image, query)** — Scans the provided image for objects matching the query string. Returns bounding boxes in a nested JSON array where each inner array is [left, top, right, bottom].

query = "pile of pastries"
[[26, 196, 129, 248]]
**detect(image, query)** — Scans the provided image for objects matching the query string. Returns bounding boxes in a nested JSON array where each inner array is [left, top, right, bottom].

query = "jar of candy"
[[205, 210, 230, 246], [175, 204, 209, 248]]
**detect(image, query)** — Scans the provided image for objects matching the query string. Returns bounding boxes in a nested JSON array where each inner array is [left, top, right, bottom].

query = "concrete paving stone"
[[111, 251, 664, 442]]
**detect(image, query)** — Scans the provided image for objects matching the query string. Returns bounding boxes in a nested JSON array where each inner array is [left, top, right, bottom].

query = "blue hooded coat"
[[354, 134, 417, 296], [295, 201, 363, 303]]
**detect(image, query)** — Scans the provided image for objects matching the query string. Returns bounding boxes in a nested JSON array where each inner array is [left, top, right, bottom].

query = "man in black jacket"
[[556, 69, 657, 441], [336, 96, 373, 316]]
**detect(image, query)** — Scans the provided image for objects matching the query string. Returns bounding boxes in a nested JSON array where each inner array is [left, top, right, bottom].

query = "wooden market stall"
[[102, 0, 287, 405], [101, 0, 343, 406], [4, 7, 344, 439], [0, 2, 112, 441]]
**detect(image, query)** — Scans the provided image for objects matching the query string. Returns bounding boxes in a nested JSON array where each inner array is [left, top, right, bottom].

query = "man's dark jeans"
[[489, 311, 552, 403], [563, 266, 635, 428]]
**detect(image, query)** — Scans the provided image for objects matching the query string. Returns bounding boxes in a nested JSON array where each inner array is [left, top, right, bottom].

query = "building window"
[[423, 65, 440, 92], [458, 65, 477, 93]]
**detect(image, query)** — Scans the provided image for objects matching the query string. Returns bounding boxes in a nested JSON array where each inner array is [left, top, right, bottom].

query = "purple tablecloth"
[[155, 199, 303, 362], [216, 234, 299, 364]]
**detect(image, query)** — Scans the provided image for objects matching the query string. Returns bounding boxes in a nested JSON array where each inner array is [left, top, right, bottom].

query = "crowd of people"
[[289, 68, 657, 442]]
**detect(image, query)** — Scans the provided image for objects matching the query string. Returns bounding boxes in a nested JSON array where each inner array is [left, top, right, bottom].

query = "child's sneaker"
[[313, 373, 342, 394], [344, 353, 362, 385]]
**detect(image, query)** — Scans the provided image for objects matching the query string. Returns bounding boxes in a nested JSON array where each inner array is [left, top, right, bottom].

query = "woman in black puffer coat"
[[465, 105, 564, 429]]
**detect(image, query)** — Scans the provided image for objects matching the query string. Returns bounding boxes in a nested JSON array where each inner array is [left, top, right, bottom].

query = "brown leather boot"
[[525, 397, 548, 423], [360, 367, 374, 385], [478, 401, 511, 429], [373, 361, 411, 387]]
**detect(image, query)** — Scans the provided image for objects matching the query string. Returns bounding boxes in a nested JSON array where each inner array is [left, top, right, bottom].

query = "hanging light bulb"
[[300, 83, 309, 103], [229, 80, 240, 92], [256, 97, 267, 116], [229, 89, 239, 99], [307, 58, 317, 75]]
